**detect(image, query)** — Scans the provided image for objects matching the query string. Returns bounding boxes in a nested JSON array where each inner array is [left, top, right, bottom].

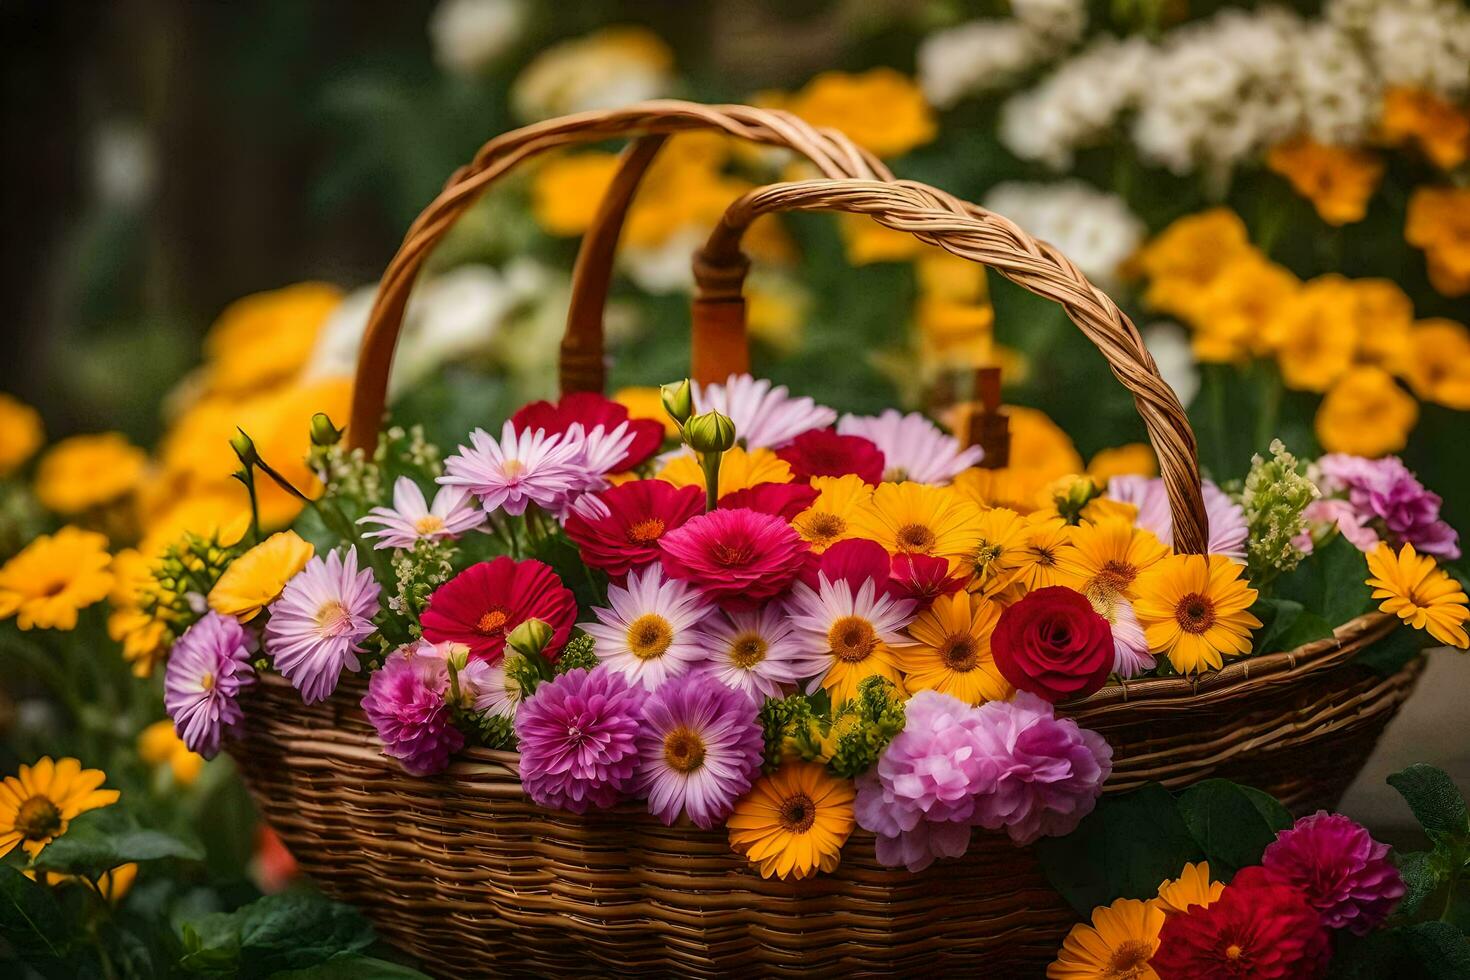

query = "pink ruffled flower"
[[361, 647, 465, 776], [659, 507, 809, 609], [164, 611, 255, 759], [1260, 811, 1406, 935], [1106, 475, 1248, 561], [1315, 454, 1460, 560], [514, 666, 643, 813]]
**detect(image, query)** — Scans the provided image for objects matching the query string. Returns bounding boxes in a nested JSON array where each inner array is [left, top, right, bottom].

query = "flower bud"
[[684, 410, 737, 454], [310, 413, 344, 447], [229, 428, 260, 466], [1044, 474, 1100, 523], [506, 618, 554, 660], [660, 379, 694, 426], [443, 642, 471, 672]]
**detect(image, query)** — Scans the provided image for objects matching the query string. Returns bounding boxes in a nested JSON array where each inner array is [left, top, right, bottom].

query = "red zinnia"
[[564, 480, 703, 578], [798, 537, 902, 599], [776, 428, 885, 484], [1152, 867, 1331, 980], [719, 482, 819, 520], [889, 552, 965, 608], [511, 392, 664, 471], [420, 557, 576, 663], [660, 507, 809, 609], [991, 586, 1113, 702]]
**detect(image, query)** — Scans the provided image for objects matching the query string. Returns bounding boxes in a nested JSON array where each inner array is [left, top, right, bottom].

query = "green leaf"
[[1177, 779, 1293, 880], [1394, 850, 1445, 918], [31, 807, 205, 875], [1035, 783, 1204, 916], [272, 954, 433, 979], [1274, 532, 1375, 627], [0, 864, 71, 964], [179, 891, 376, 978], [1388, 764, 1470, 844], [1251, 598, 1335, 654], [1354, 626, 1432, 676], [1330, 922, 1470, 980]]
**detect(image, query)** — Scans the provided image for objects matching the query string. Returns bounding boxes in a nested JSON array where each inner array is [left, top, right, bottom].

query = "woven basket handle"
[[346, 101, 891, 447], [694, 178, 1211, 555]]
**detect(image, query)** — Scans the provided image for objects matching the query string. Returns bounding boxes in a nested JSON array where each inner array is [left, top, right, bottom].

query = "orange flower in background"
[[34, 432, 148, 515], [1406, 186, 1470, 298], [1266, 136, 1383, 226], [774, 68, 936, 158], [1155, 861, 1226, 915], [203, 282, 344, 395], [1136, 208, 1252, 319], [0, 527, 114, 631], [0, 757, 119, 859], [1315, 366, 1419, 458], [1188, 252, 1301, 362], [137, 720, 205, 786], [1399, 319, 1470, 410], [1264, 276, 1358, 392], [1087, 444, 1157, 483], [1380, 87, 1470, 170], [1343, 278, 1413, 367], [839, 213, 924, 265], [0, 393, 44, 477], [530, 152, 620, 236]]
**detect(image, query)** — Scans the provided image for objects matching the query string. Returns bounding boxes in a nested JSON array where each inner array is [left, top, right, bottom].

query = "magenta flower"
[[1315, 454, 1460, 559], [358, 476, 485, 550], [514, 666, 643, 814], [265, 547, 380, 704], [361, 648, 464, 776], [439, 420, 586, 517], [164, 611, 255, 758], [659, 507, 809, 609], [1260, 811, 1406, 935], [1106, 474, 1248, 561], [635, 673, 764, 828]]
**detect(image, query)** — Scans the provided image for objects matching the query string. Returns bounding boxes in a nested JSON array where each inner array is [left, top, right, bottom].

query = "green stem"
[[700, 452, 722, 513], [1255, 366, 1282, 454]]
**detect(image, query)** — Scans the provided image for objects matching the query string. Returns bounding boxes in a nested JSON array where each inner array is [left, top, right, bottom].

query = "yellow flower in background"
[[1061, 517, 1169, 601], [0, 393, 44, 476], [1137, 208, 1252, 318], [1155, 860, 1226, 915], [1315, 366, 1418, 457], [203, 282, 344, 395], [1087, 444, 1157, 483], [0, 527, 114, 631], [746, 275, 809, 354], [657, 446, 793, 498], [248, 378, 353, 528], [34, 432, 148, 515], [1047, 897, 1165, 980], [1266, 136, 1384, 226], [727, 760, 855, 881], [613, 386, 679, 438], [27, 862, 138, 904], [139, 493, 251, 561], [1366, 542, 1469, 649], [916, 297, 994, 369], [895, 592, 1011, 705], [839, 214, 923, 265], [108, 549, 169, 677], [209, 530, 315, 622], [1006, 406, 1086, 479], [1380, 87, 1470, 170], [137, 720, 205, 786], [1133, 554, 1260, 675], [849, 482, 983, 573], [1264, 276, 1358, 392], [1344, 278, 1413, 367], [1406, 186, 1470, 298], [775, 68, 936, 158], [792, 475, 873, 553], [1189, 252, 1300, 362], [530, 152, 620, 236], [1399, 319, 1470, 410], [0, 757, 119, 859]]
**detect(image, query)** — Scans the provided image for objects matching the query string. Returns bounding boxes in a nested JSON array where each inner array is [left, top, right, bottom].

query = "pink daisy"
[[264, 547, 380, 704], [580, 564, 713, 690], [164, 611, 255, 758], [695, 605, 808, 703], [439, 420, 585, 517], [659, 507, 810, 609], [837, 410, 982, 484], [358, 476, 485, 550], [693, 373, 836, 449], [1106, 475, 1248, 561]]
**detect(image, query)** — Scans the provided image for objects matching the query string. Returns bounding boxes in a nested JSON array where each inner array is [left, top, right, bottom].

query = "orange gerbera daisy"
[[727, 760, 855, 881], [894, 592, 1011, 705], [1060, 517, 1170, 601]]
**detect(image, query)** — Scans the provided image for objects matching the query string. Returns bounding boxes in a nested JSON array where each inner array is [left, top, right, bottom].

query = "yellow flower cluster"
[[1380, 87, 1470, 171], [1266, 135, 1383, 226], [766, 68, 936, 160], [1406, 185, 1470, 298]]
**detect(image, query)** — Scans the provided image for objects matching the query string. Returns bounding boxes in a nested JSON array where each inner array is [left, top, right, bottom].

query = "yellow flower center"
[[662, 726, 706, 774], [314, 599, 355, 637], [1175, 593, 1217, 634], [15, 796, 63, 841], [800, 512, 847, 544], [729, 632, 768, 669], [200, 671, 216, 692], [413, 514, 446, 535], [625, 517, 666, 544], [1099, 559, 1138, 591], [1225, 943, 1244, 961], [1106, 940, 1155, 979], [778, 792, 817, 834], [940, 634, 979, 672], [627, 613, 674, 660], [500, 459, 526, 479], [895, 523, 936, 553], [476, 609, 509, 635], [971, 541, 1004, 570], [828, 615, 878, 663]]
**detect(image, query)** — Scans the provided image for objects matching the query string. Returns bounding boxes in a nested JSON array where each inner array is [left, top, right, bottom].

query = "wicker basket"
[[228, 102, 1423, 977]]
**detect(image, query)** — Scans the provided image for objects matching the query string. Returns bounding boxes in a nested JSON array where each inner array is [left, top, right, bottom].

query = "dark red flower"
[[564, 479, 703, 578], [991, 586, 1113, 702], [1153, 867, 1331, 980], [719, 482, 820, 521], [798, 537, 900, 597], [511, 392, 664, 471], [776, 428, 886, 484], [421, 557, 576, 663], [660, 508, 809, 609], [889, 552, 965, 608]]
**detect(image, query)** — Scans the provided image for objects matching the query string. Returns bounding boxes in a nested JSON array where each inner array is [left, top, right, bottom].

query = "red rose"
[[991, 586, 1112, 702]]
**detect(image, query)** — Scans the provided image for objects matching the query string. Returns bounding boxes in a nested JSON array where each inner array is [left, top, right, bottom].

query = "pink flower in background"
[[361, 647, 464, 776], [165, 611, 255, 758], [515, 666, 643, 814], [837, 410, 982, 484], [511, 392, 664, 472], [695, 605, 808, 703], [265, 548, 380, 704], [1301, 498, 1381, 554], [1315, 454, 1460, 559], [660, 507, 809, 609], [580, 564, 713, 691], [694, 373, 836, 449], [636, 673, 764, 828], [1106, 474, 1248, 561], [1260, 811, 1405, 935], [358, 476, 484, 550], [439, 420, 585, 516]]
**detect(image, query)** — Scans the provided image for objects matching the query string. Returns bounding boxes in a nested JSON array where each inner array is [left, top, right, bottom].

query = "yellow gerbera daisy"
[[0, 526, 114, 631], [28, 862, 138, 904], [1060, 517, 1170, 601], [1010, 516, 1086, 593], [895, 592, 1011, 705], [0, 393, 44, 477], [33, 432, 148, 515], [1155, 861, 1225, 916], [848, 482, 984, 573], [791, 475, 874, 553], [0, 757, 120, 859], [959, 507, 1029, 596], [1133, 555, 1261, 675], [657, 446, 793, 498], [1365, 542, 1470, 649], [727, 760, 855, 881], [1047, 897, 1166, 980], [208, 530, 315, 622]]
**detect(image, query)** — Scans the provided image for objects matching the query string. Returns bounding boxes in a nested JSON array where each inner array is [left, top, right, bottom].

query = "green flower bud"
[[229, 428, 260, 466], [506, 618, 554, 660], [660, 379, 694, 426], [684, 410, 737, 454], [310, 412, 345, 447]]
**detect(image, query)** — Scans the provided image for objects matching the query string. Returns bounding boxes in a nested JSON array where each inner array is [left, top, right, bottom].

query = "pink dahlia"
[[564, 479, 704, 579], [967, 691, 1112, 845], [360, 648, 465, 776], [511, 391, 664, 472], [693, 373, 836, 449], [1260, 810, 1405, 935], [439, 420, 585, 517], [776, 428, 886, 484], [636, 673, 764, 828], [837, 409, 982, 484], [358, 476, 484, 550], [264, 547, 380, 705], [514, 665, 643, 813], [421, 557, 576, 663], [659, 507, 809, 609], [1315, 454, 1460, 559], [1106, 475, 1248, 561], [164, 611, 255, 758], [717, 482, 819, 520]]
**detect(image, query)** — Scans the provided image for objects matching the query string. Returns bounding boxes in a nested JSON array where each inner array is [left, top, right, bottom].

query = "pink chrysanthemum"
[[511, 391, 664, 472], [1106, 474, 1248, 561], [659, 507, 809, 609], [776, 428, 886, 484], [1260, 810, 1406, 935], [693, 373, 836, 449], [1315, 454, 1460, 559], [360, 647, 465, 776], [837, 409, 982, 484], [695, 605, 808, 703], [439, 420, 585, 516], [421, 557, 576, 663], [514, 666, 643, 814], [563, 479, 704, 578], [636, 673, 764, 828], [358, 476, 485, 550], [265, 547, 380, 705], [580, 564, 713, 691], [164, 611, 255, 758]]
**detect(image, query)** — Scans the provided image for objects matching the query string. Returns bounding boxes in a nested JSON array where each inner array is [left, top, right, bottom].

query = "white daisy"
[[694, 373, 836, 450], [837, 410, 983, 485], [785, 575, 916, 705], [358, 476, 485, 550], [439, 420, 585, 516], [695, 605, 808, 704], [580, 564, 714, 691]]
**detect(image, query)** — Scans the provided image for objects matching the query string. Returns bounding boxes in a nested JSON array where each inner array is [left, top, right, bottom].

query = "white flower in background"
[[1010, 0, 1087, 44], [92, 120, 156, 208], [919, 0, 1086, 109], [511, 26, 675, 121], [303, 285, 378, 383], [981, 180, 1144, 288], [620, 226, 706, 294], [428, 0, 525, 78], [1345, 0, 1470, 97], [1287, 22, 1379, 146], [1141, 322, 1200, 408]]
